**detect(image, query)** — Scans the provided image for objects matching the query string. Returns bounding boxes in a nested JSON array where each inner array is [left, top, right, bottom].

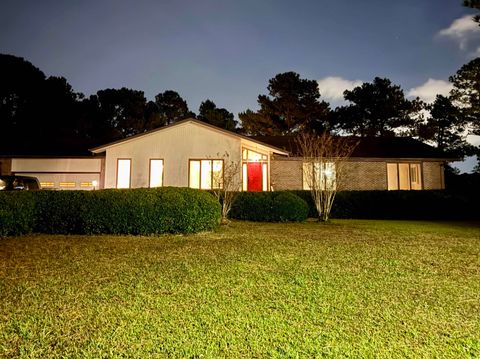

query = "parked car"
[[0, 175, 41, 191]]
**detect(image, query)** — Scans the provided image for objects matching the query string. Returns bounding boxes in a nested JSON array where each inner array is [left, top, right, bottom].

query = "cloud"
[[317, 76, 363, 102], [407, 79, 453, 103], [438, 14, 480, 50]]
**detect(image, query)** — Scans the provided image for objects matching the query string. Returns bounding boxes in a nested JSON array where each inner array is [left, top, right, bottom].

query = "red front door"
[[247, 162, 263, 192]]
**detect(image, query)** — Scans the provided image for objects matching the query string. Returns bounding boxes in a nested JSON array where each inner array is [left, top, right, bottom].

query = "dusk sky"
[[1, 0, 479, 171]]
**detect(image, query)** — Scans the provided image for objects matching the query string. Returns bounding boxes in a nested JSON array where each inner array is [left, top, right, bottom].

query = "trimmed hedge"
[[0, 187, 221, 236], [289, 190, 480, 220], [0, 191, 36, 236], [82, 188, 221, 235], [2, 188, 477, 237], [230, 190, 479, 221], [230, 191, 308, 222]]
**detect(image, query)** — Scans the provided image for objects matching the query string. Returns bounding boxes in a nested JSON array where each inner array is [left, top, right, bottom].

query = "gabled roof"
[[90, 118, 289, 155], [252, 135, 456, 160]]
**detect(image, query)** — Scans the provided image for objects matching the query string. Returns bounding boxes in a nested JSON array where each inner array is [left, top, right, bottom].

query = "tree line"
[[0, 53, 479, 170], [0, 54, 235, 154]]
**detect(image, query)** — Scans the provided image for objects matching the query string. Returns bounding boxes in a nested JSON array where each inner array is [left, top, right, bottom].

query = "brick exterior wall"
[[271, 159, 303, 190], [271, 157, 445, 191], [422, 161, 445, 189], [341, 161, 387, 190]]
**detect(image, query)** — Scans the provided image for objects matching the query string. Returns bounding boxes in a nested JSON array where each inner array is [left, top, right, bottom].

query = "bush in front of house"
[[0, 191, 36, 236], [0, 187, 221, 236], [271, 192, 309, 222], [230, 191, 308, 222], [81, 187, 221, 235], [35, 190, 90, 234], [83, 187, 221, 235], [230, 192, 273, 221], [339, 190, 478, 220], [289, 190, 479, 220]]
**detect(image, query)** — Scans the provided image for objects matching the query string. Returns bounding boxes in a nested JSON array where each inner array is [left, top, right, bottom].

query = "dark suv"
[[0, 175, 40, 191]]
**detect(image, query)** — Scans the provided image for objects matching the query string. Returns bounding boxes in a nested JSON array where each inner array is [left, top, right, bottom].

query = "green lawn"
[[1, 220, 479, 358]]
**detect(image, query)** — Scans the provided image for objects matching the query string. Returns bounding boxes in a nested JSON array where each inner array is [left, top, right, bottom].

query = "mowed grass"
[[0, 220, 479, 358]]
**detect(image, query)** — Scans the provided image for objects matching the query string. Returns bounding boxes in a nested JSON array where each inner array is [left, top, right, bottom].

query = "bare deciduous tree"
[[296, 132, 358, 222], [211, 152, 242, 224]]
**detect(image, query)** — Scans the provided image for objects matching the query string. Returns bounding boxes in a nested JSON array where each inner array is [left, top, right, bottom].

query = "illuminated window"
[[40, 182, 55, 188], [149, 159, 164, 187], [387, 163, 422, 190], [80, 182, 93, 188], [59, 182, 76, 188], [242, 148, 267, 161], [189, 159, 223, 190], [201, 160, 212, 189], [212, 160, 223, 189], [116, 159, 131, 189], [242, 163, 248, 191], [262, 163, 268, 191], [189, 160, 201, 189], [303, 162, 336, 190]]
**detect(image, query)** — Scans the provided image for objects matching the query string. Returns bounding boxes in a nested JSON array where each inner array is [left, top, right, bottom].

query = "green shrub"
[[230, 192, 308, 222], [230, 192, 274, 221], [288, 190, 317, 218], [0, 191, 36, 236], [34, 190, 90, 234], [0, 187, 221, 236], [289, 190, 479, 220], [81, 187, 221, 235], [271, 192, 309, 222]]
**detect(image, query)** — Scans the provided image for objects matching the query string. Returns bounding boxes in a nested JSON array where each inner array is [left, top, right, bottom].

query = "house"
[[0, 119, 452, 191], [89, 119, 288, 191]]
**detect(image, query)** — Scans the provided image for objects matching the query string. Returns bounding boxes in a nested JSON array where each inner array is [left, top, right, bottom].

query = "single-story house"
[[0, 119, 452, 191]]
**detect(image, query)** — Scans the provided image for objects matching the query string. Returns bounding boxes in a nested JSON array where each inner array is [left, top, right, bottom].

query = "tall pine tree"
[[239, 72, 330, 135]]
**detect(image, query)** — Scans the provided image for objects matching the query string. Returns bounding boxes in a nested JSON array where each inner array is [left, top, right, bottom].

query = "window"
[[116, 159, 131, 189], [149, 159, 164, 188], [303, 162, 336, 190], [189, 159, 223, 189], [387, 163, 422, 190], [40, 182, 55, 188], [242, 148, 267, 161], [59, 182, 76, 188]]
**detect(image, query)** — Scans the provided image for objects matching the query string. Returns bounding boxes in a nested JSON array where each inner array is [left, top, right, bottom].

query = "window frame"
[[188, 159, 224, 190], [241, 147, 269, 192], [386, 162, 423, 190]]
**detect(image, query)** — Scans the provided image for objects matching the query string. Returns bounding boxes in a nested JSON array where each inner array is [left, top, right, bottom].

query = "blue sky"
[[1, 0, 479, 171]]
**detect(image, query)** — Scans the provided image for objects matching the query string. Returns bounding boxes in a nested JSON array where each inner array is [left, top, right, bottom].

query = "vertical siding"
[[104, 122, 242, 188]]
